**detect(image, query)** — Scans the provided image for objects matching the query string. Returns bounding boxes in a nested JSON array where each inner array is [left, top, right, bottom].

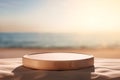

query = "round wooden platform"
[[22, 53, 94, 70]]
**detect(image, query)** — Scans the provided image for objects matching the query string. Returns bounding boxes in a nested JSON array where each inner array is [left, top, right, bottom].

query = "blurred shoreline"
[[0, 47, 120, 59]]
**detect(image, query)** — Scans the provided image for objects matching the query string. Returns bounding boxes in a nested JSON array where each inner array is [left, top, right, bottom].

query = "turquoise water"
[[0, 33, 119, 48]]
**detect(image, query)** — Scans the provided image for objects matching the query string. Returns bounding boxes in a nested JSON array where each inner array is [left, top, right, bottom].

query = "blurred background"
[[0, 0, 120, 58]]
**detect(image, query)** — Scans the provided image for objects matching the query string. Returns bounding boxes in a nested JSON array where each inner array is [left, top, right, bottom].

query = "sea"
[[0, 33, 118, 48]]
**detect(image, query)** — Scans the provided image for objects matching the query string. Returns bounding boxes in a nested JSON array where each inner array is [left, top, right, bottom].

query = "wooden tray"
[[23, 53, 94, 70]]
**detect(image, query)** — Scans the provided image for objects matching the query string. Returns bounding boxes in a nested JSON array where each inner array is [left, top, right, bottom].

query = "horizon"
[[0, 0, 120, 47]]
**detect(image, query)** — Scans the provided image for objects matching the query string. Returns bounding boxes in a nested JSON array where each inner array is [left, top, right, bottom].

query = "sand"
[[0, 48, 120, 58], [0, 58, 120, 80], [0, 48, 120, 80]]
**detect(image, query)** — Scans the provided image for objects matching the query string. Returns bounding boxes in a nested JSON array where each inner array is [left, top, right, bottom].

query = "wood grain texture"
[[22, 53, 94, 70]]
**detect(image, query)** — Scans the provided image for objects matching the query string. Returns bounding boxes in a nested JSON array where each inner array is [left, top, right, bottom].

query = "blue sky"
[[0, 0, 120, 34], [0, 0, 30, 14]]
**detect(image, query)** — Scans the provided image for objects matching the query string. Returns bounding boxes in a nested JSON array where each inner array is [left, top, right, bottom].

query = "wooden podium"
[[23, 53, 94, 70]]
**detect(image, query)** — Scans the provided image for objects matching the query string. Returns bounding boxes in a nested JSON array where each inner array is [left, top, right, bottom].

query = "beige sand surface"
[[0, 58, 120, 80], [0, 48, 120, 58], [0, 48, 120, 80]]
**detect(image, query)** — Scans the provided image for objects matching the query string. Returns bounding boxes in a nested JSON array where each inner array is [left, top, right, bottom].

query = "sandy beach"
[[0, 48, 120, 80], [0, 48, 120, 58]]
